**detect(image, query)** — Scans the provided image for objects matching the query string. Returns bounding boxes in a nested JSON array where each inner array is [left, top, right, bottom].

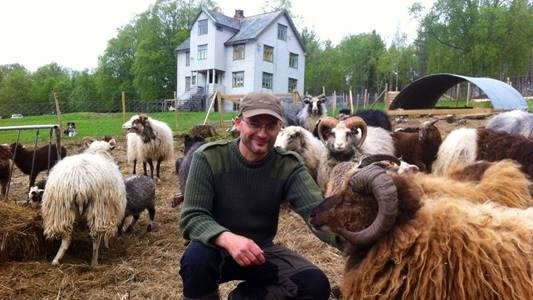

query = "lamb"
[[486, 109, 533, 139], [296, 94, 327, 132], [310, 161, 533, 299], [391, 119, 442, 172], [274, 126, 325, 182], [432, 127, 533, 178], [0, 144, 12, 199], [123, 114, 174, 179], [41, 138, 126, 266], [172, 135, 206, 207], [10, 142, 67, 189], [119, 175, 156, 234]]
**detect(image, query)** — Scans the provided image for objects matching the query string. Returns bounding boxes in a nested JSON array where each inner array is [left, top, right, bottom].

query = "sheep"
[[0, 144, 12, 199], [126, 132, 145, 175], [119, 175, 156, 234], [123, 114, 174, 179], [354, 109, 392, 131], [391, 119, 442, 172], [310, 161, 533, 299], [274, 126, 326, 182], [28, 179, 47, 207], [10, 142, 67, 189], [432, 127, 533, 178], [41, 138, 126, 266], [297, 94, 327, 132], [316, 116, 397, 192], [172, 134, 206, 208], [486, 109, 533, 139]]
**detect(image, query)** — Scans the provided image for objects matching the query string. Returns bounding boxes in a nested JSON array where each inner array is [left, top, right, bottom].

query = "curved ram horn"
[[343, 116, 367, 147], [340, 164, 398, 245], [359, 154, 401, 168], [317, 117, 339, 142]]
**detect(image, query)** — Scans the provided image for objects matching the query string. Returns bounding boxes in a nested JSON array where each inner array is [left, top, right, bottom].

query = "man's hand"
[[214, 232, 266, 267]]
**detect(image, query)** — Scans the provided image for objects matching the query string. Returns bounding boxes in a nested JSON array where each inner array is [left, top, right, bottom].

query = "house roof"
[[389, 73, 527, 110], [176, 37, 190, 52], [176, 7, 305, 52]]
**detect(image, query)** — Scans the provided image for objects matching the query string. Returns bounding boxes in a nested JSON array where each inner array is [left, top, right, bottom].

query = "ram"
[[310, 160, 532, 299]]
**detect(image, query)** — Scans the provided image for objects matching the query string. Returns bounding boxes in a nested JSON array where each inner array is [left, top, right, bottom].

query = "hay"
[[0, 201, 48, 263]]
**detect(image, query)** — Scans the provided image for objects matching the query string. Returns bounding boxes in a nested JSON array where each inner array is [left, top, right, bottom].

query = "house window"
[[185, 51, 190, 66], [198, 19, 208, 35], [277, 24, 287, 41], [289, 53, 298, 68], [233, 44, 245, 60], [288, 78, 297, 92], [262, 72, 273, 89], [185, 76, 191, 91], [197, 44, 207, 60], [232, 71, 244, 87], [263, 45, 273, 62], [192, 75, 196, 85]]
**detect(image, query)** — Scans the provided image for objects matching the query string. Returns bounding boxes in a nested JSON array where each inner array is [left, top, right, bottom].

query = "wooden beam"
[[387, 108, 497, 116]]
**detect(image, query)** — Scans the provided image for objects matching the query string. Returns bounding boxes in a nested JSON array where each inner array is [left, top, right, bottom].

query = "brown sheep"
[[310, 161, 533, 299]]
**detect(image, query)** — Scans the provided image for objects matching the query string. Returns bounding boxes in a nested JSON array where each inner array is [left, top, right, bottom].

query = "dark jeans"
[[179, 241, 331, 299]]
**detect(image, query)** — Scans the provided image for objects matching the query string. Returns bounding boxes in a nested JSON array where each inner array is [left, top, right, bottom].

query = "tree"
[[30, 63, 71, 103]]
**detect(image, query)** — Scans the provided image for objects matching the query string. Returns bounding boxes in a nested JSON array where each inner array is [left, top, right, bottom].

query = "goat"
[[274, 126, 325, 182], [10, 142, 67, 189], [310, 161, 533, 299], [172, 135, 206, 207], [41, 139, 126, 266], [297, 94, 327, 132], [391, 119, 442, 172], [432, 127, 533, 178], [119, 175, 156, 234], [123, 114, 174, 179], [486, 109, 533, 139]]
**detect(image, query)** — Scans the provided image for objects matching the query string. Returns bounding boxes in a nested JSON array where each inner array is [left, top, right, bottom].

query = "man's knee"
[[290, 268, 331, 300], [180, 241, 223, 298]]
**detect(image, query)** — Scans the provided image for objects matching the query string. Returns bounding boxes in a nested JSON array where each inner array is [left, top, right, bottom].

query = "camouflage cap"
[[238, 91, 283, 122]]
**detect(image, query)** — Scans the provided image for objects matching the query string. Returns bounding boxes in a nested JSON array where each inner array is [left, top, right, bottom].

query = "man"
[[179, 91, 338, 299]]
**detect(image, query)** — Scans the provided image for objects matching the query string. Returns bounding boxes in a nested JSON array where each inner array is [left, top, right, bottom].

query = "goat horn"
[[340, 164, 398, 245], [359, 154, 401, 168], [317, 117, 339, 141], [343, 116, 367, 147]]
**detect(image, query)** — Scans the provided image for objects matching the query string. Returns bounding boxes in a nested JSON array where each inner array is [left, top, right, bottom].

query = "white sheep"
[[123, 114, 174, 179], [41, 139, 127, 266], [274, 126, 326, 182], [486, 109, 533, 139]]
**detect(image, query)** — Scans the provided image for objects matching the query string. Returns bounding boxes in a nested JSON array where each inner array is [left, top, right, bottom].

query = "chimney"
[[234, 9, 244, 20]]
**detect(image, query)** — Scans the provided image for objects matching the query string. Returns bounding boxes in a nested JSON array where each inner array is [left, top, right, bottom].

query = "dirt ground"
[[0, 115, 490, 299]]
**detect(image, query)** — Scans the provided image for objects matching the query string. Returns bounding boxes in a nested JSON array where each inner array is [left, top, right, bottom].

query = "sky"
[[0, 0, 434, 72]]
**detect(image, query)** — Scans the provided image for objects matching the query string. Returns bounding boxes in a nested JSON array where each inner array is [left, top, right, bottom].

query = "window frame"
[[232, 71, 244, 88], [289, 52, 298, 69], [185, 51, 190, 67], [233, 44, 245, 61], [277, 24, 287, 41], [263, 45, 274, 62], [262, 72, 273, 89], [185, 76, 191, 91], [198, 19, 208, 35], [197, 44, 207, 60], [288, 77, 297, 92]]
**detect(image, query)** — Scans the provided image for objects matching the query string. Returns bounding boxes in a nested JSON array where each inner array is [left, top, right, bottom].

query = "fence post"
[[122, 91, 126, 124], [53, 92, 63, 137], [217, 92, 223, 127], [466, 82, 471, 106], [332, 90, 337, 116], [349, 88, 354, 114], [174, 91, 179, 131]]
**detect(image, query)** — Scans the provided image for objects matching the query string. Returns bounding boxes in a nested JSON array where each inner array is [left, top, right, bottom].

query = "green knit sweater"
[[179, 138, 335, 247]]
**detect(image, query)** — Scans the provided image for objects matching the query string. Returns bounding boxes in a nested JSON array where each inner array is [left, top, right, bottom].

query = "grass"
[[0, 111, 238, 144]]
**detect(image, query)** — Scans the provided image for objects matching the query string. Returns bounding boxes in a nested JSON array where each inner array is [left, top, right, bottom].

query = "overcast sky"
[[0, 0, 434, 72]]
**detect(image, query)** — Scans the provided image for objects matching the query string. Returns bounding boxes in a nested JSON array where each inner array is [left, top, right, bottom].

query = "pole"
[[53, 92, 63, 137], [349, 88, 354, 114], [122, 91, 126, 124], [174, 91, 179, 131]]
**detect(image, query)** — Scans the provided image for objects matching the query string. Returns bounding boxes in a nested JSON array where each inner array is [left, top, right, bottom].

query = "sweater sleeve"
[[284, 166, 344, 250], [179, 151, 228, 245]]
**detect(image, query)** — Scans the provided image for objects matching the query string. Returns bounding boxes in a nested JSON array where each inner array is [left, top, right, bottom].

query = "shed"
[[389, 73, 527, 110]]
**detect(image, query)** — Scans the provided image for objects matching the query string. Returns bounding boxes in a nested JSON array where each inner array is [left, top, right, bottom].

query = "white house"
[[176, 8, 305, 111]]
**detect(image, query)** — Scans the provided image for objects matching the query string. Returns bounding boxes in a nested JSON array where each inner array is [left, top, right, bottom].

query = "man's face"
[[236, 114, 281, 161]]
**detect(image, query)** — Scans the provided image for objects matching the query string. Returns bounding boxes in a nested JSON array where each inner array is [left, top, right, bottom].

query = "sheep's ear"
[[108, 139, 117, 150], [83, 137, 95, 148]]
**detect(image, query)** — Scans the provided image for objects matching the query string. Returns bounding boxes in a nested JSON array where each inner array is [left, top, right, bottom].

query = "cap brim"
[[242, 109, 284, 122]]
